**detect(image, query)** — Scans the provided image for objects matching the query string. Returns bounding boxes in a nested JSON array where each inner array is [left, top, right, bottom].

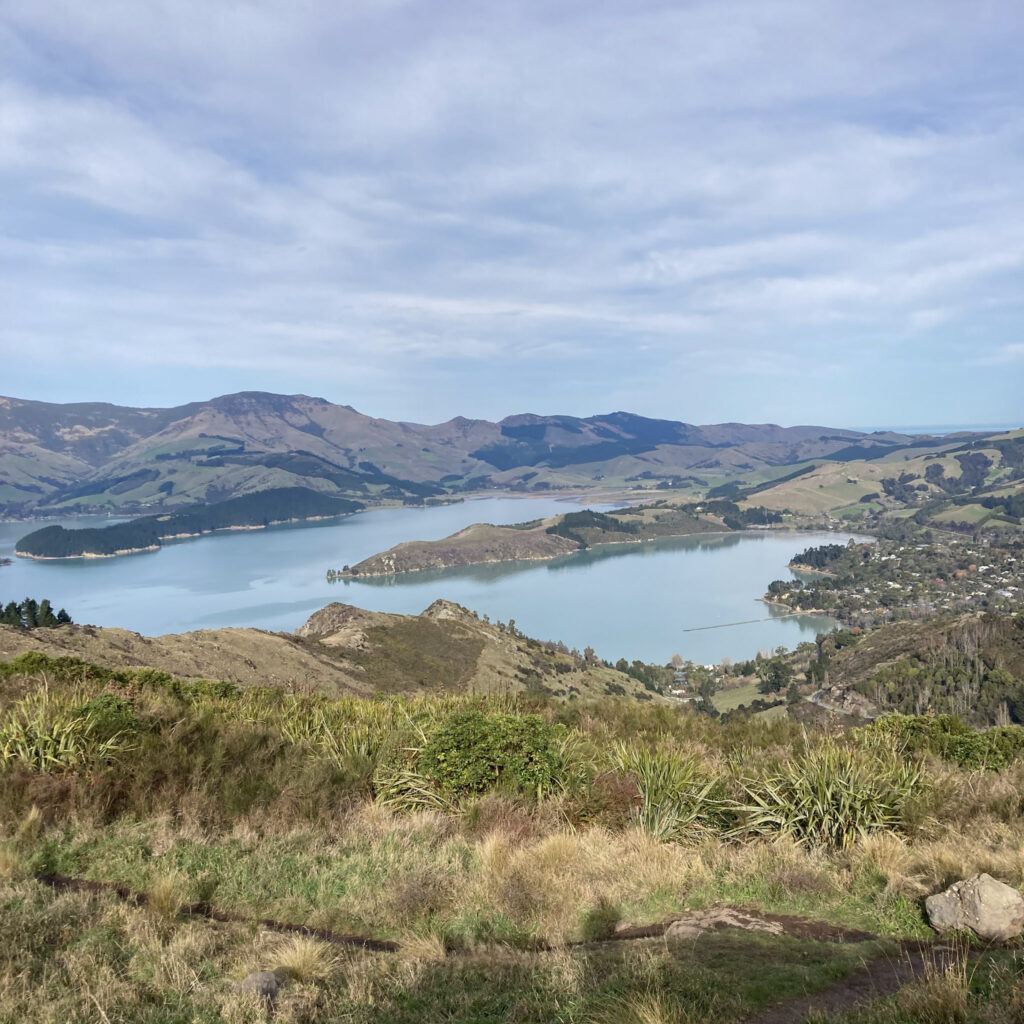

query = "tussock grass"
[[268, 934, 338, 983], [146, 871, 184, 921], [591, 992, 715, 1024], [0, 844, 25, 879]]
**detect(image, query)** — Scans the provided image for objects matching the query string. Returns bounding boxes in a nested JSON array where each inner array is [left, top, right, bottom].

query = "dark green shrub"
[[71, 694, 138, 742], [861, 714, 1024, 770], [578, 896, 622, 940], [419, 710, 562, 798]]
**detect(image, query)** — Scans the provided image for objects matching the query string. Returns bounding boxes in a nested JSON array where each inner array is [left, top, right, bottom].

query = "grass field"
[[711, 678, 764, 711]]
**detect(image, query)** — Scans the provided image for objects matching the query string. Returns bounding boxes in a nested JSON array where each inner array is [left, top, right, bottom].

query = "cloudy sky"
[[2, 0, 1022, 428]]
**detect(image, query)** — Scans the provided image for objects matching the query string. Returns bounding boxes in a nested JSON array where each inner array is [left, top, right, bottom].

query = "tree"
[[37, 599, 58, 627], [757, 655, 793, 694]]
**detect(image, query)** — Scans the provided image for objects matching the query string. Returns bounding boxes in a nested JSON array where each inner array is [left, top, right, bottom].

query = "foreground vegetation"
[[3, 651, 1024, 1021]]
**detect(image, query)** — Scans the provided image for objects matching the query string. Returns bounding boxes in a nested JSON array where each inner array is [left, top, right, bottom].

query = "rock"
[[925, 874, 1024, 941], [809, 685, 878, 719], [664, 908, 786, 940], [236, 968, 289, 1003]]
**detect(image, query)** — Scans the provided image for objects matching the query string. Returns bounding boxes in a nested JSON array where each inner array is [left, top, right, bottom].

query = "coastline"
[[14, 512, 355, 561], [338, 522, 861, 581], [17, 545, 162, 560]]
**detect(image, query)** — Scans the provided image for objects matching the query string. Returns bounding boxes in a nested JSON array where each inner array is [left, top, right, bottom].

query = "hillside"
[[740, 429, 1024, 529], [5, 619, 1024, 1023], [0, 390, 978, 516], [789, 612, 1024, 727], [0, 599, 655, 701]]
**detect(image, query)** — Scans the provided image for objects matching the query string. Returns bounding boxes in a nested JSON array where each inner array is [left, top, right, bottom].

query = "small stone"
[[237, 968, 288, 1003], [926, 874, 1024, 942]]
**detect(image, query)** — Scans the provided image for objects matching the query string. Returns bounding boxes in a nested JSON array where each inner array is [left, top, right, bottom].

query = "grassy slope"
[[743, 438, 1023, 517], [3, 651, 1024, 1021], [0, 602, 654, 702]]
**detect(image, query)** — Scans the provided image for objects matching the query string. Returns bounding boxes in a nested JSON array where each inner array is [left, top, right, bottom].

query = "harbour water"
[[0, 498, 859, 664]]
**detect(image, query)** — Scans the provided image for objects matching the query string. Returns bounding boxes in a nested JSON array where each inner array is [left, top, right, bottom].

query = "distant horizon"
[[2, 388, 1019, 437]]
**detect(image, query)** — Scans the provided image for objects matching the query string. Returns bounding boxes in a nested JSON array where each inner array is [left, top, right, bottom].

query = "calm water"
[[0, 498, 857, 664]]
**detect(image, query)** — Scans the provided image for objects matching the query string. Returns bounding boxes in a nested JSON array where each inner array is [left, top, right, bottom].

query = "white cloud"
[[1, 0, 1023, 422]]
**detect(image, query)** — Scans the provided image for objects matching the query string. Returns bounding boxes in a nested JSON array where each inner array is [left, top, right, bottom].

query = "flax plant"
[[0, 692, 135, 773], [731, 735, 921, 848], [611, 743, 723, 843]]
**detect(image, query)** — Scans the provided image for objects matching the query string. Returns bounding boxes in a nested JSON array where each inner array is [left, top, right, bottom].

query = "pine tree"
[[37, 599, 58, 627]]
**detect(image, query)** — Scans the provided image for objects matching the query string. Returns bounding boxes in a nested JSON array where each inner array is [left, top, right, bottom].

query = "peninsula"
[[335, 502, 780, 577], [15, 486, 363, 559]]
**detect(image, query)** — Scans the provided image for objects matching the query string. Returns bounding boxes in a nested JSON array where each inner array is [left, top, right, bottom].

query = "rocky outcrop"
[[808, 684, 878, 719], [925, 874, 1024, 941]]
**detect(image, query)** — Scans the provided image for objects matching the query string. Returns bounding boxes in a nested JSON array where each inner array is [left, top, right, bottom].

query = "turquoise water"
[[0, 499, 857, 664]]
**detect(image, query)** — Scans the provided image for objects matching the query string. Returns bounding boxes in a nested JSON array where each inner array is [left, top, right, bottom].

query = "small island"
[[333, 501, 782, 578], [16, 487, 364, 560]]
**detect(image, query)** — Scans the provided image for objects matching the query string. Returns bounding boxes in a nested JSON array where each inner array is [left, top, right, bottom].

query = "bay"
[[0, 498, 858, 665]]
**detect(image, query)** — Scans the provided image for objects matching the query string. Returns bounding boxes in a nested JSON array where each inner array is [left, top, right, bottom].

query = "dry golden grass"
[[146, 870, 184, 921], [268, 935, 339, 983], [398, 929, 448, 963], [590, 991, 716, 1024], [0, 844, 25, 879], [15, 804, 43, 843]]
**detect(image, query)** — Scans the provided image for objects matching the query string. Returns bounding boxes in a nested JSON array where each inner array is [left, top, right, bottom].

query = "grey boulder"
[[925, 873, 1024, 942], [236, 968, 289, 1003]]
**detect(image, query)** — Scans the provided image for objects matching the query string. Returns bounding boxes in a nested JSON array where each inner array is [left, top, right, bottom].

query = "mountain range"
[[0, 391, 990, 515]]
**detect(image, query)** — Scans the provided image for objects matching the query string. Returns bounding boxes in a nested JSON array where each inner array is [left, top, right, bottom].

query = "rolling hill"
[[3, 391, 1005, 516], [0, 598, 654, 701]]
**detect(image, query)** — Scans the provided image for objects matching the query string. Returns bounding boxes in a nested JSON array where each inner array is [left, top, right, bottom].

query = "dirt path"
[[746, 941, 970, 1023], [37, 870, 970, 1020], [35, 873, 399, 951]]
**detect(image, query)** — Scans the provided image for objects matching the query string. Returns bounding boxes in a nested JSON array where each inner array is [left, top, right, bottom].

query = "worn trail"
[[35, 873, 400, 951], [746, 941, 974, 1023], [36, 871, 971, 1021]]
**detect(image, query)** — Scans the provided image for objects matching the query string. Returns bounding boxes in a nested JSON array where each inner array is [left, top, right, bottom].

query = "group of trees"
[[790, 542, 849, 569], [545, 510, 639, 548], [1, 597, 71, 628]]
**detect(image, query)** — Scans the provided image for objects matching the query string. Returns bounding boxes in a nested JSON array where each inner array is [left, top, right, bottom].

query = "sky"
[[1, 0, 1022, 429]]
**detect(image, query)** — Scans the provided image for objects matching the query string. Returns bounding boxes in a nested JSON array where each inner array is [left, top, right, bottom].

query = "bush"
[[71, 695, 137, 742], [861, 714, 1024, 771], [418, 710, 563, 798], [0, 693, 136, 773]]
